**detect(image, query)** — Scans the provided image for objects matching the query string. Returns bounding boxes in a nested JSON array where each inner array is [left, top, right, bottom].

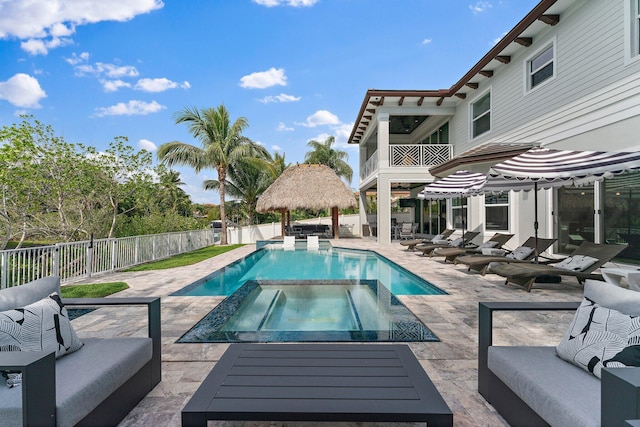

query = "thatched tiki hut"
[[256, 164, 356, 238]]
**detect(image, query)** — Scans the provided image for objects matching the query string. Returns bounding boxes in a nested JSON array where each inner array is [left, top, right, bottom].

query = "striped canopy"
[[488, 148, 640, 188], [418, 171, 486, 199]]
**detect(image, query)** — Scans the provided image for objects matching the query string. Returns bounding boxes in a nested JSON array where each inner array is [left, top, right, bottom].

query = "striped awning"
[[418, 171, 486, 199], [488, 148, 640, 189]]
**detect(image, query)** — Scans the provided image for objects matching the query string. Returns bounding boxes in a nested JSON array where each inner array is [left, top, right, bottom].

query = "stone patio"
[[69, 238, 585, 426]]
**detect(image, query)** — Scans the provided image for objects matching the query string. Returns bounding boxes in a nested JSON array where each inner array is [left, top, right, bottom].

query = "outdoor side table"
[[182, 343, 453, 426], [601, 267, 640, 291]]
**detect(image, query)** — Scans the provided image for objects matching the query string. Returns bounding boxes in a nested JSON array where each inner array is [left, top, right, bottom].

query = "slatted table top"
[[181, 343, 452, 426]]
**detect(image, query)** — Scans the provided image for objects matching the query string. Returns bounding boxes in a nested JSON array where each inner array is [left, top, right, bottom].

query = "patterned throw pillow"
[[0, 292, 83, 358], [554, 255, 598, 272], [506, 246, 535, 260], [556, 297, 640, 378]]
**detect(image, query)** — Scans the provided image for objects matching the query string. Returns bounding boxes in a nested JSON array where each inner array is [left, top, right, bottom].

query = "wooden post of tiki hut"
[[256, 164, 356, 239]]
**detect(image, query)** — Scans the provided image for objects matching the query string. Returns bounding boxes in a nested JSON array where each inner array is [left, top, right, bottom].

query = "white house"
[[349, 0, 640, 264]]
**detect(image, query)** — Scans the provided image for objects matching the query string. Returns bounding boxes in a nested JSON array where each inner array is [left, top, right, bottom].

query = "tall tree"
[[304, 135, 353, 183], [157, 105, 268, 244]]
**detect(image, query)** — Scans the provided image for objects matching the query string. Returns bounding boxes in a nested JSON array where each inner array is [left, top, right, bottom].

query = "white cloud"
[[0, 73, 46, 108], [75, 62, 139, 78], [134, 77, 190, 92], [297, 110, 340, 128], [422, 38, 432, 45], [138, 138, 157, 151], [493, 31, 508, 45], [101, 79, 131, 92], [240, 67, 287, 89], [253, 0, 319, 6], [94, 100, 165, 117], [0, 0, 164, 54], [469, 1, 492, 14], [272, 145, 283, 151], [332, 123, 354, 145], [259, 93, 300, 103], [277, 122, 294, 131], [65, 51, 89, 65], [20, 36, 72, 55]]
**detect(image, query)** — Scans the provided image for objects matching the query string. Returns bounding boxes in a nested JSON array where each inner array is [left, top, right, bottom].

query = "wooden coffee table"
[[182, 343, 452, 426]]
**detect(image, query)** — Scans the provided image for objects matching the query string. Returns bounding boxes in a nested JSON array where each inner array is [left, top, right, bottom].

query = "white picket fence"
[[0, 229, 218, 288]]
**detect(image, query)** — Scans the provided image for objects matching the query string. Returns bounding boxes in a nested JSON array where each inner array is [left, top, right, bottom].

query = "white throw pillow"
[[450, 237, 464, 247], [430, 234, 444, 243], [478, 241, 499, 249], [554, 255, 598, 272], [506, 246, 535, 260], [556, 298, 640, 378]]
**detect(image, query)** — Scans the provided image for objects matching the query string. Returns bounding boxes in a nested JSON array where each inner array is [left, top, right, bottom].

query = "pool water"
[[171, 244, 446, 296], [177, 280, 439, 343]]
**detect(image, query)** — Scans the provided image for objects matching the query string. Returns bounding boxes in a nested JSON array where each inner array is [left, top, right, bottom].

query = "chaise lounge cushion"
[[488, 346, 601, 427], [0, 336, 152, 427], [505, 246, 534, 260], [554, 255, 598, 272]]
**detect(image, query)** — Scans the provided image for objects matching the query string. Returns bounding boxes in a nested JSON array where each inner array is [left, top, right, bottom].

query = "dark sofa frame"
[[0, 297, 161, 427], [479, 301, 640, 427]]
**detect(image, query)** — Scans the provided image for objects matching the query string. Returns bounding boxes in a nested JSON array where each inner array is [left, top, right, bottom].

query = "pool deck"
[[69, 238, 585, 426]]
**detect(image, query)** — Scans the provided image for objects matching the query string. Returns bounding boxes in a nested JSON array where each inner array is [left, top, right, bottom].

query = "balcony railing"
[[360, 145, 453, 180]]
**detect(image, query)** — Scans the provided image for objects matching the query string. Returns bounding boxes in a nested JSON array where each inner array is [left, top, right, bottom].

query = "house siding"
[[450, 0, 640, 155]]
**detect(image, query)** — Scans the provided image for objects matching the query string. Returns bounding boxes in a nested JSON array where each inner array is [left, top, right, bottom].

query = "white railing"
[[390, 144, 452, 167], [0, 229, 218, 288], [360, 145, 453, 181], [360, 150, 378, 181]]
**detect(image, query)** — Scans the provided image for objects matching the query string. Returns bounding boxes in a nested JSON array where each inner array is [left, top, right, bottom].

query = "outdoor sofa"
[[491, 241, 628, 292], [0, 276, 161, 427], [479, 279, 640, 426], [454, 237, 557, 275]]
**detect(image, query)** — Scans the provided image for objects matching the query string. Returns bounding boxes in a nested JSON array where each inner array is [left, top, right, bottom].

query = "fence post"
[[111, 239, 117, 272], [52, 244, 60, 278], [135, 236, 139, 265], [86, 239, 93, 278], [152, 235, 157, 261], [0, 251, 7, 289]]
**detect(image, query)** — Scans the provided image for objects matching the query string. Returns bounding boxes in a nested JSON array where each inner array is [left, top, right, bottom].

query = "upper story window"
[[625, 0, 640, 62], [471, 92, 491, 138], [528, 44, 554, 89]]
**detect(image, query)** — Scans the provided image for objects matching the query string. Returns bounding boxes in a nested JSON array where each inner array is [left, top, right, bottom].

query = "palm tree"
[[157, 105, 267, 244], [304, 135, 353, 183], [204, 152, 290, 225]]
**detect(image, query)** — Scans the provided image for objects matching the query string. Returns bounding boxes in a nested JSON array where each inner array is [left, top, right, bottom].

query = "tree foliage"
[[0, 116, 197, 248], [304, 135, 353, 184]]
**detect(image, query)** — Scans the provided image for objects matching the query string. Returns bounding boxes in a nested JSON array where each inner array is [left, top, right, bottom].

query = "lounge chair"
[[307, 235, 319, 250], [400, 229, 455, 251], [398, 222, 415, 240], [491, 241, 628, 292], [455, 237, 557, 275], [433, 233, 514, 263], [282, 235, 296, 250], [416, 231, 480, 257]]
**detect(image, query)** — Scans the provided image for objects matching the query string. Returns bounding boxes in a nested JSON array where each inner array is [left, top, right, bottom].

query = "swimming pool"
[[177, 280, 439, 343], [171, 243, 446, 296]]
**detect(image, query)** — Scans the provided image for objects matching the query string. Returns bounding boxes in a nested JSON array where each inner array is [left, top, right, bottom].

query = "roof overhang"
[[347, 0, 564, 145]]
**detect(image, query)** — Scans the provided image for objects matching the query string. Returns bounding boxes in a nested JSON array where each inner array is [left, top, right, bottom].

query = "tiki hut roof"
[[256, 164, 356, 212]]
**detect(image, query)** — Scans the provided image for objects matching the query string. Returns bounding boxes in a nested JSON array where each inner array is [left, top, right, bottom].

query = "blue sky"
[[0, 0, 539, 204]]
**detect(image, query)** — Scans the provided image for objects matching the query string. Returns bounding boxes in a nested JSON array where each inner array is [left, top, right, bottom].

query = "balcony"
[[360, 144, 453, 181]]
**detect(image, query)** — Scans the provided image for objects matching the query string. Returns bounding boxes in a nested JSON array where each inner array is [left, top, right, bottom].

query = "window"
[[422, 122, 449, 144], [528, 45, 554, 89], [485, 194, 509, 230], [452, 198, 468, 230], [471, 92, 491, 138], [625, 0, 640, 61]]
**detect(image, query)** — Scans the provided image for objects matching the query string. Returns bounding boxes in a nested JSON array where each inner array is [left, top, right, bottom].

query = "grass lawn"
[[60, 282, 129, 298], [124, 244, 245, 271]]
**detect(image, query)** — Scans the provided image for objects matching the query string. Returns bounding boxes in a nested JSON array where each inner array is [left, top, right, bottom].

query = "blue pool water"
[[177, 280, 440, 343], [171, 243, 446, 297]]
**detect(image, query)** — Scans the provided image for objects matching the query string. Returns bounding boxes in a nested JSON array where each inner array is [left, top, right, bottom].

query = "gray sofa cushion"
[[0, 276, 61, 312], [488, 346, 601, 427], [584, 279, 640, 316], [0, 337, 152, 427]]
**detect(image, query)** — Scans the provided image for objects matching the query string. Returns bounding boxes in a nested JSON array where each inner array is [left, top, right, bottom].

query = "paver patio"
[[69, 238, 584, 426]]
